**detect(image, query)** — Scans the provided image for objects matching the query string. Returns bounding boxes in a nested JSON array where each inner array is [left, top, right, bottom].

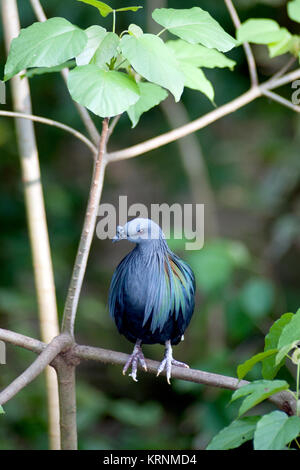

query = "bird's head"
[[113, 218, 164, 244]]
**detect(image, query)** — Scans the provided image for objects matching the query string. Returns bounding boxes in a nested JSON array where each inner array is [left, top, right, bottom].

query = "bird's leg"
[[123, 339, 147, 382], [156, 340, 189, 384]]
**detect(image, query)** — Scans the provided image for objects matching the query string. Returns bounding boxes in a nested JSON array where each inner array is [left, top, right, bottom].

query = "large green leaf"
[[254, 411, 300, 450], [0, 405, 4, 414], [237, 349, 278, 381], [181, 64, 214, 102], [76, 25, 107, 65], [120, 33, 184, 101], [127, 82, 168, 128], [167, 39, 236, 69], [262, 312, 294, 379], [67, 65, 140, 117], [207, 416, 260, 450], [231, 380, 289, 417], [288, 0, 300, 23], [276, 308, 300, 365], [237, 19, 286, 45], [152, 7, 237, 52], [5, 17, 87, 80]]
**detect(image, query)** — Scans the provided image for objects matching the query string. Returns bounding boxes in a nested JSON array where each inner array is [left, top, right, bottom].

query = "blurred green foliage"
[[0, 0, 300, 450]]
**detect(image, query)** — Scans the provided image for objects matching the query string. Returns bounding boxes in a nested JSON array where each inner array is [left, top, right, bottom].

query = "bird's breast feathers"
[[109, 248, 195, 334]]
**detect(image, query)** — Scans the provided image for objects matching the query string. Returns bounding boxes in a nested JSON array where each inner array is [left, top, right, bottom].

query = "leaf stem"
[[112, 10, 116, 34], [157, 27, 167, 37]]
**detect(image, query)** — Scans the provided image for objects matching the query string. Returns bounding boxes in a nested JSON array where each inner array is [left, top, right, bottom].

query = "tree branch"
[[0, 334, 71, 406], [61, 118, 109, 337], [29, 0, 101, 146], [107, 69, 300, 163], [74, 344, 296, 415], [262, 89, 300, 113], [0, 328, 44, 354], [0, 328, 296, 416], [224, 0, 258, 87], [0, 110, 97, 156]]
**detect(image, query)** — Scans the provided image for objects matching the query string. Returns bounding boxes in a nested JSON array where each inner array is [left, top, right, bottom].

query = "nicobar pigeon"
[[109, 218, 196, 383]]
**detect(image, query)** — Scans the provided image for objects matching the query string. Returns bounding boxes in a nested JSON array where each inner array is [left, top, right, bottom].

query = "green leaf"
[[239, 279, 275, 319], [237, 350, 278, 381], [231, 380, 289, 417], [128, 24, 143, 38], [4, 17, 87, 80], [276, 308, 300, 365], [254, 411, 300, 450], [115, 6, 143, 13], [181, 64, 214, 102], [91, 33, 120, 67], [21, 60, 76, 78], [152, 7, 237, 52], [237, 19, 287, 45], [268, 29, 293, 58], [262, 312, 294, 379], [0, 405, 4, 415], [76, 26, 120, 68], [76, 0, 113, 17], [127, 82, 168, 128], [67, 65, 140, 117], [206, 417, 260, 450], [120, 33, 184, 101], [288, 0, 300, 23], [76, 25, 107, 65], [167, 39, 236, 70]]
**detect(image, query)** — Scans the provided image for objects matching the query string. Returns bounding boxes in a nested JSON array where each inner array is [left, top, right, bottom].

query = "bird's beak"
[[112, 225, 127, 243]]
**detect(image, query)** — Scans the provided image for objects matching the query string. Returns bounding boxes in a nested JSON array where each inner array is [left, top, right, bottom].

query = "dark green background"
[[0, 0, 299, 450]]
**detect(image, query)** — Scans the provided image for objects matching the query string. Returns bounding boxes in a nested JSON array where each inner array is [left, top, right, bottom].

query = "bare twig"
[[0, 110, 97, 156], [29, 0, 101, 146], [61, 118, 109, 337], [0, 334, 71, 405], [106, 114, 122, 144], [262, 89, 300, 113], [1, 0, 61, 450], [107, 68, 300, 162], [224, 0, 258, 87], [272, 56, 297, 82]]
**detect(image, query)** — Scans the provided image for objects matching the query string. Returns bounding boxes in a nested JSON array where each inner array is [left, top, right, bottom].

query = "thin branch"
[[106, 114, 122, 143], [0, 110, 97, 156], [0, 328, 44, 354], [224, 0, 258, 87], [61, 118, 110, 337], [0, 334, 72, 406], [29, 0, 101, 146], [262, 89, 300, 113], [75, 344, 297, 415], [107, 68, 300, 163], [272, 56, 297, 82]]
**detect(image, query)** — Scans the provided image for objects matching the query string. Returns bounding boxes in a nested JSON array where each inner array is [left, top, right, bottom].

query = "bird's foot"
[[156, 340, 189, 385], [123, 340, 147, 382]]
